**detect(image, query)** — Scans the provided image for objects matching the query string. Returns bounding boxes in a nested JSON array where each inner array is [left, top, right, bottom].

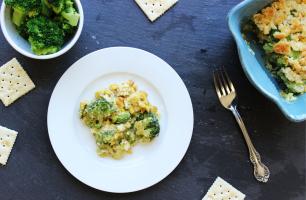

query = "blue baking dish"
[[227, 0, 306, 122]]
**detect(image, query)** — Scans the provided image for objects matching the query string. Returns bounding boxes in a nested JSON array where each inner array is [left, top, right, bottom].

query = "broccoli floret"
[[142, 114, 160, 138], [86, 98, 114, 118], [5, 0, 41, 26], [263, 43, 274, 54], [4, 0, 41, 13], [26, 16, 64, 55], [285, 82, 304, 94], [54, 15, 76, 37], [135, 112, 150, 121], [16, 22, 29, 38], [62, 22, 75, 35], [112, 112, 131, 124], [135, 112, 160, 139], [277, 70, 304, 94], [41, 0, 52, 17], [61, 0, 79, 26], [80, 99, 115, 128], [276, 56, 288, 67], [43, 0, 64, 14], [12, 7, 26, 26], [95, 130, 115, 144], [81, 98, 115, 128], [266, 53, 287, 71]]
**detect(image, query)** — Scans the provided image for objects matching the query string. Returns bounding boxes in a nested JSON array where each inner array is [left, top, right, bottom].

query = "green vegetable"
[[43, 0, 64, 14], [276, 56, 287, 68], [112, 112, 131, 124], [137, 112, 160, 139], [135, 112, 155, 121], [82, 98, 115, 128], [54, 15, 76, 37], [291, 50, 301, 59], [286, 82, 304, 94], [143, 115, 160, 139], [266, 53, 287, 71], [27, 16, 64, 55], [12, 7, 26, 26], [5, 0, 80, 55], [5, 0, 41, 26], [263, 43, 274, 54], [61, 0, 79, 26], [43, 0, 79, 26], [95, 129, 115, 144], [86, 98, 114, 118], [277, 70, 304, 94], [16, 22, 28, 38], [41, 0, 52, 17]]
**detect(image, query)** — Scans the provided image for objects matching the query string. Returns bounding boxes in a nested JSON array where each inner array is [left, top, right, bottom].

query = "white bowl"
[[0, 0, 84, 60]]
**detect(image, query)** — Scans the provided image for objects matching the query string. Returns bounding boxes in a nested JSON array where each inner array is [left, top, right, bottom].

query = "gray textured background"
[[0, 0, 305, 199]]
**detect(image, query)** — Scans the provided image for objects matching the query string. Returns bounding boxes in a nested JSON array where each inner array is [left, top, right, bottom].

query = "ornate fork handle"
[[230, 105, 270, 183]]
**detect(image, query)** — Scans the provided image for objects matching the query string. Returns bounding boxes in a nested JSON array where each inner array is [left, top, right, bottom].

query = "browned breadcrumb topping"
[[252, 0, 306, 94]]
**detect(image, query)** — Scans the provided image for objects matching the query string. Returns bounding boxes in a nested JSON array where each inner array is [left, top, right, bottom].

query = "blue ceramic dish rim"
[[227, 0, 306, 122]]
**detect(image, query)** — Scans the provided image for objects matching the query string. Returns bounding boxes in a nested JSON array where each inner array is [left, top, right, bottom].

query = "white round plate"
[[47, 47, 194, 193]]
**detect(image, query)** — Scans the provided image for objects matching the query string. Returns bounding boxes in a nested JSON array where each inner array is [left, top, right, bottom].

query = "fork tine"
[[213, 71, 222, 98], [219, 68, 231, 94], [215, 70, 226, 95], [222, 67, 235, 92]]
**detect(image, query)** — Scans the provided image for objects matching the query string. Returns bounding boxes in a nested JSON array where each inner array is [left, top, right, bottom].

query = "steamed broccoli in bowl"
[[27, 16, 64, 55], [4, 0, 80, 55]]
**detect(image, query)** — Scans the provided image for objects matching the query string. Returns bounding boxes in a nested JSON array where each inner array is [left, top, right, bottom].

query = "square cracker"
[[135, 0, 178, 22], [203, 177, 246, 200], [0, 126, 18, 165], [0, 58, 35, 106]]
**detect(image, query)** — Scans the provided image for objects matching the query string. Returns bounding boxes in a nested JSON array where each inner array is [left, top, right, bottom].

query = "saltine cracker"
[[135, 0, 178, 22], [0, 58, 35, 106], [0, 126, 18, 165], [203, 177, 246, 200]]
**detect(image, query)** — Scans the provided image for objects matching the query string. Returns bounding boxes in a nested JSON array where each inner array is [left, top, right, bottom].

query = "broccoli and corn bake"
[[80, 81, 160, 159], [246, 0, 306, 99]]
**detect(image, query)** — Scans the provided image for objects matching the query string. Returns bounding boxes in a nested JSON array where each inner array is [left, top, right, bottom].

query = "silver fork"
[[213, 68, 270, 183]]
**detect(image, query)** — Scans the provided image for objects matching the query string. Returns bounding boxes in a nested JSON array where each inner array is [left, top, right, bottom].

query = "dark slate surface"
[[0, 0, 305, 199]]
